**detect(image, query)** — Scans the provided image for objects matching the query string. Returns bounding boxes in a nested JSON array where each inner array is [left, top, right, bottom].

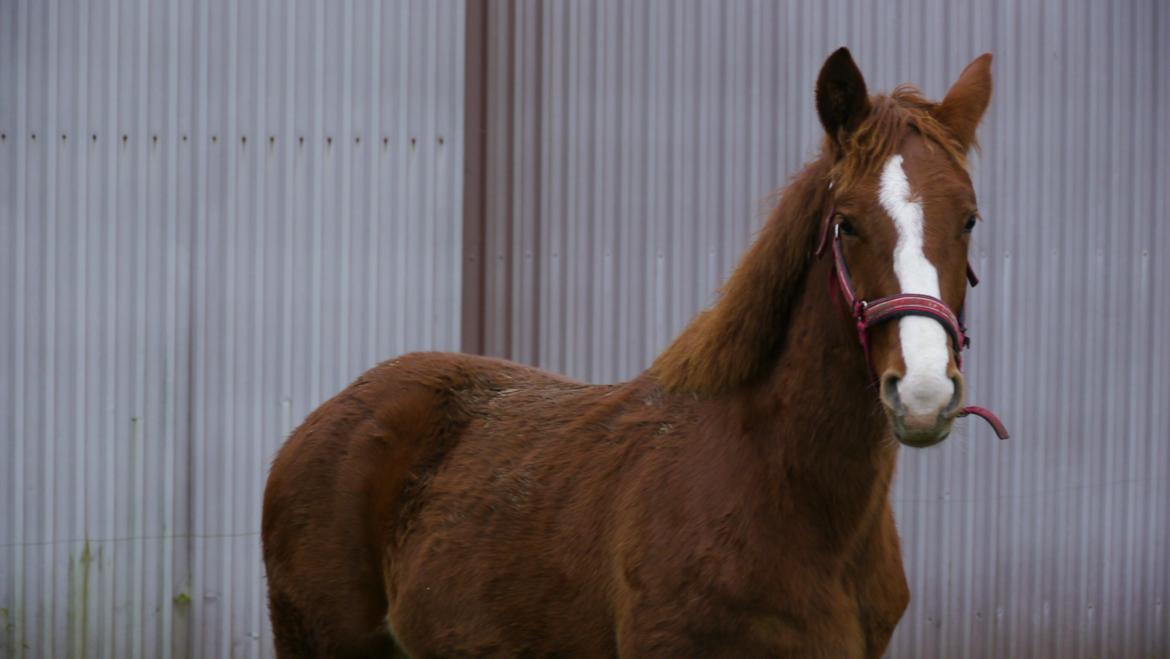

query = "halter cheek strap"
[[816, 203, 1010, 440]]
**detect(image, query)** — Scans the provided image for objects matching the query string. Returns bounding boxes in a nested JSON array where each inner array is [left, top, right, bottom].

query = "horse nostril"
[[880, 373, 904, 414], [945, 375, 965, 414]]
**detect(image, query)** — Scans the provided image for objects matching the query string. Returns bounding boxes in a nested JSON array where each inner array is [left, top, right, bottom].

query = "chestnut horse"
[[262, 48, 1000, 657]]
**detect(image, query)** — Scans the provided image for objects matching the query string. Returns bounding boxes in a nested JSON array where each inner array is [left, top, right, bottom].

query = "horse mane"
[[650, 86, 969, 394], [648, 157, 831, 394]]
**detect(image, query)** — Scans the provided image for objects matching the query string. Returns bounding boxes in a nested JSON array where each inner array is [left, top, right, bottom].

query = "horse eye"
[[963, 215, 978, 233], [836, 217, 857, 237]]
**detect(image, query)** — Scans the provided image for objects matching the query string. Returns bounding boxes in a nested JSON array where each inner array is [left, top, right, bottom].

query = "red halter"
[[815, 202, 1010, 440]]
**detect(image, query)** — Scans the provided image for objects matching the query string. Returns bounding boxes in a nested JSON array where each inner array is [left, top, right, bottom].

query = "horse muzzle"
[[880, 371, 963, 448]]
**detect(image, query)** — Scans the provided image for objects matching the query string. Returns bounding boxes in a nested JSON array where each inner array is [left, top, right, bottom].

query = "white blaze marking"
[[879, 155, 954, 417]]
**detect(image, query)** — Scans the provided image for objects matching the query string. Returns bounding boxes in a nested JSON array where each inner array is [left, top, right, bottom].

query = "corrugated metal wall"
[[0, 1, 465, 657], [472, 1, 1169, 657], [5, 0, 1167, 657]]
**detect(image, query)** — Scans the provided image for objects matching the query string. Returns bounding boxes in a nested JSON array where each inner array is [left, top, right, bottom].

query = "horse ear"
[[815, 47, 871, 151], [936, 53, 993, 152]]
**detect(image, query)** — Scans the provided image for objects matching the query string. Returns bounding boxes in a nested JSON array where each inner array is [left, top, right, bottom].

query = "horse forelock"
[[829, 87, 971, 194]]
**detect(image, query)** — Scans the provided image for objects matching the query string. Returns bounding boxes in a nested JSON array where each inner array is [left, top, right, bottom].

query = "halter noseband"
[[815, 197, 1010, 440]]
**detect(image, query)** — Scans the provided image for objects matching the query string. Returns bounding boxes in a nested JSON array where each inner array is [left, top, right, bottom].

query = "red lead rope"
[[956, 406, 1010, 439], [817, 208, 1010, 440]]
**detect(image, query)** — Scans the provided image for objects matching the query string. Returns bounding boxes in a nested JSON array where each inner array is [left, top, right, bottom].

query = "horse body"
[[263, 48, 995, 657], [264, 252, 908, 657]]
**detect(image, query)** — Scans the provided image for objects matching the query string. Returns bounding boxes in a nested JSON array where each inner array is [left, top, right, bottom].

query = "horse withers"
[[262, 48, 998, 657]]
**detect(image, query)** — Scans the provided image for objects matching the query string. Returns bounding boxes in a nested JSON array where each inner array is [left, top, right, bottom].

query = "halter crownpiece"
[[816, 198, 1010, 440]]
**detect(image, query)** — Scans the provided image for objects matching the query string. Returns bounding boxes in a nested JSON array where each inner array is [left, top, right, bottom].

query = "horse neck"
[[738, 253, 899, 551], [648, 156, 897, 549]]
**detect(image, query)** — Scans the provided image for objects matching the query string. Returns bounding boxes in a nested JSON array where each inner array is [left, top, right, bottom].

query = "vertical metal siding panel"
[[614, 0, 634, 377], [219, 0, 239, 652], [592, 0, 612, 382], [142, 3, 162, 653], [69, 2, 90, 655], [1078, 4, 1105, 656], [694, 0, 713, 325], [483, 0, 510, 361], [442, 1, 458, 348], [1124, 7, 1148, 650], [1123, 6, 1152, 654], [627, 0, 643, 367], [98, 3, 117, 655], [548, 0, 567, 375], [404, 1, 422, 353], [404, 0, 421, 352], [1099, 8, 1121, 655], [129, 4, 148, 656], [585, 0, 599, 380], [453, 3, 468, 349], [1145, 2, 1165, 650], [0, 2, 17, 654], [535, 3, 553, 373], [515, 0, 537, 368], [564, 0, 581, 380], [267, 4, 299, 655], [390, 0, 407, 359], [3, 1, 465, 656], [650, 0, 668, 360], [5, 0, 26, 647], [428, 0, 443, 347], [189, 0, 210, 653], [481, 2, 1168, 657], [251, 2, 269, 653], [1147, 7, 1163, 629], [563, 0, 582, 376], [1032, 3, 1060, 654], [380, 0, 404, 350], [421, 3, 437, 353], [43, 1, 60, 655], [362, 0, 381, 372], [337, 0, 353, 392], [665, 1, 684, 347], [174, 1, 197, 652], [724, 1, 747, 286], [1052, 6, 1080, 653], [163, 0, 182, 655], [307, 0, 323, 408]]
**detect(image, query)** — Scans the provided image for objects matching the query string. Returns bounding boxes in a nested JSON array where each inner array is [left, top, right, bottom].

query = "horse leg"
[[847, 502, 911, 658], [267, 586, 314, 659], [614, 618, 864, 659], [263, 539, 397, 658], [614, 583, 866, 658]]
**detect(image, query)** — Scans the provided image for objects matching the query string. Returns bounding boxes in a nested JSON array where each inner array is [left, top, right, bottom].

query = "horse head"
[[814, 48, 994, 447]]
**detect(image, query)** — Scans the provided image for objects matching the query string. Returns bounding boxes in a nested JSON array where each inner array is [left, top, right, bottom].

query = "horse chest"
[[604, 467, 905, 657]]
